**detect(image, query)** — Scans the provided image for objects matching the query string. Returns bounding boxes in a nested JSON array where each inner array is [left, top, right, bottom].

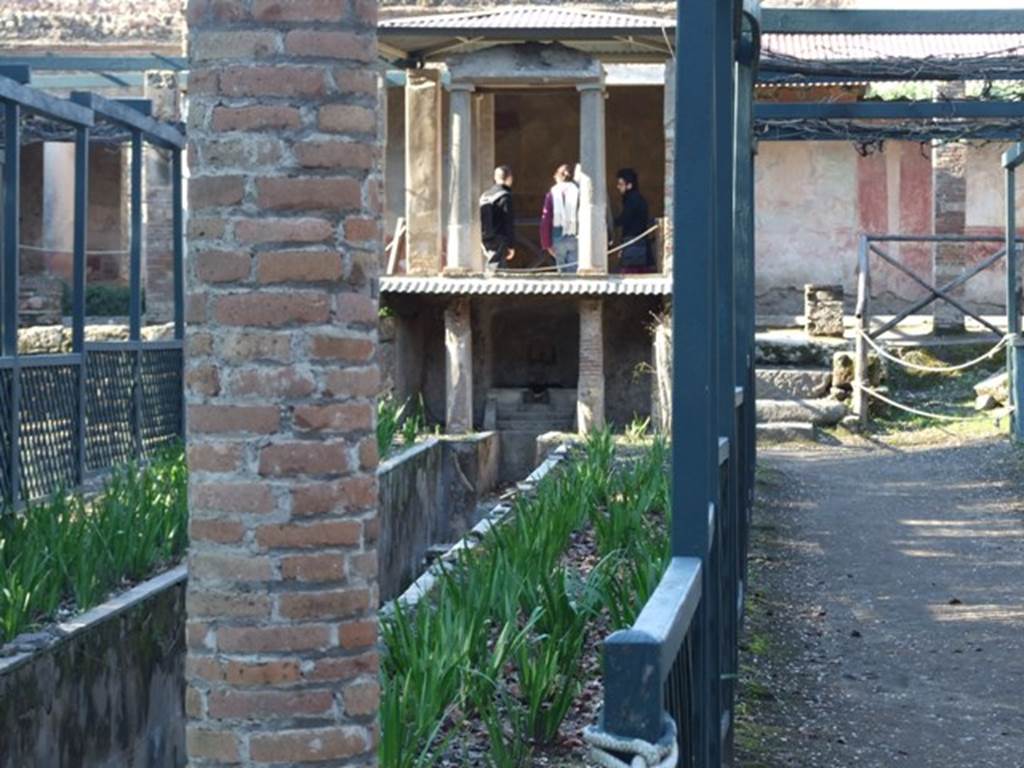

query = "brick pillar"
[[444, 297, 473, 433], [185, 2, 381, 765], [144, 71, 180, 323], [577, 299, 605, 432], [932, 83, 967, 333], [405, 69, 443, 275]]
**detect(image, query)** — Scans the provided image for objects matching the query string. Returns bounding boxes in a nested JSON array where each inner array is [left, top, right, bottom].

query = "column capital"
[[576, 81, 605, 93], [448, 81, 476, 93]]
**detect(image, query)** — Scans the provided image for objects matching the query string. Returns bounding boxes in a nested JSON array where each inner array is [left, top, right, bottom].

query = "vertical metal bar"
[[2, 102, 20, 505], [129, 130, 143, 342], [172, 149, 184, 341], [674, 0, 722, 762], [1006, 168, 1024, 441], [172, 148, 185, 441], [854, 235, 870, 424], [3, 102, 19, 358], [73, 125, 89, 484], [129, 130, 143, 454]]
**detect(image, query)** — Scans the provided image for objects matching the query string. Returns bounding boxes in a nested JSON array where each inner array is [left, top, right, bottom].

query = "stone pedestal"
[[446, 84, 475, 274], [804, 284, 844, 337], [577, 299, 605, 433], [578, 83, 608, 275], [406, 69, 443, 274], [445, 298, 474, 433]]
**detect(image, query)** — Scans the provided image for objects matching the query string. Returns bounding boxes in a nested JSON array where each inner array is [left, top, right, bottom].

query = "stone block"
[[804, 283, 844, 337]]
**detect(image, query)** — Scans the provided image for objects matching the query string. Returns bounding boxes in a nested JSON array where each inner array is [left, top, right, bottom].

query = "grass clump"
[[0, 445, 188, 644], [378, 394, 429, 459], [380, 432, 672, 766]]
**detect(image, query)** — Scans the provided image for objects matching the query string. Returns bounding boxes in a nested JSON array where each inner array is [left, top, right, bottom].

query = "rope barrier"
[[858, 330, 1009, 374], [583, 714, 679, 768], [494, 224, 661, 275], [860, 385, 1008, 423]]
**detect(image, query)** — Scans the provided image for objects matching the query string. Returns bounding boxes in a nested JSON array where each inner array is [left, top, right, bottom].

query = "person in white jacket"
[[539, 164, 580, 274]]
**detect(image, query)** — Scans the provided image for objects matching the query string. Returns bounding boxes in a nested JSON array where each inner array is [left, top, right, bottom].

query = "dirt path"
[[735, 436, 1024, 768]]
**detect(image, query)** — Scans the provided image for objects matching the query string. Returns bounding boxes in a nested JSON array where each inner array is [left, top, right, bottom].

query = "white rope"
[[860, 385, 1007, 423], [858, 329, 1009, 373], [19, 243, 129, 256], [494, 224, 661, 275], [583, 714, 679, 768]]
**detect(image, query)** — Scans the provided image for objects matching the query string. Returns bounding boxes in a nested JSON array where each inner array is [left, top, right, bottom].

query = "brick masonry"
[[185, 0, 381, 765]]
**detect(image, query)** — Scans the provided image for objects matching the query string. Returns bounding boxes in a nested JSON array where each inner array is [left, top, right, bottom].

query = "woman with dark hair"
[[614, 168, 653, 274]]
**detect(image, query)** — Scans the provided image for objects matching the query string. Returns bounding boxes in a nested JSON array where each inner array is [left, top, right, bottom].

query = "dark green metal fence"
[[0, 70, 185, 506]]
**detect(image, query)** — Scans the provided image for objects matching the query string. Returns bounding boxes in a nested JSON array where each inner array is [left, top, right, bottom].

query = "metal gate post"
[[853, 235, 870, 424], [129, 130, 143, 454], [673, 0, 725, 763], [3, 101, 20, 504], [1003, 144, 1024, 441], [172, 148, 185, 441], [73, 125, 89, 483]]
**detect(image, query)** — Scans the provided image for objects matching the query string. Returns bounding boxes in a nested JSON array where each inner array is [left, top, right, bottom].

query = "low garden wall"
[[377, 432, 500, 602], [0, 566, 187, 768]]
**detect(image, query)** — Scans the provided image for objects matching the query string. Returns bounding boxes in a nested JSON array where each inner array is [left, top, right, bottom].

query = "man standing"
[[614, 168, 653, 274], [540, 163, 580, 274], [480, 165, 516, 273]]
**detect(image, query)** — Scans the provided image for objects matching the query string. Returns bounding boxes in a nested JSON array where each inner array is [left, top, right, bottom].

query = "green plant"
[[378, 394, 430, 459], [0, 445, 187, 644], [61, 283, 146, 318]]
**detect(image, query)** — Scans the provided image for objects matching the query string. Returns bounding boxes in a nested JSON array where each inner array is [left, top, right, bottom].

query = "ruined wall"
[[0, 0, 185, 52], [755, 139, 1023, 317], [603, 296, 658, 429], [0, 569, 186, 768]]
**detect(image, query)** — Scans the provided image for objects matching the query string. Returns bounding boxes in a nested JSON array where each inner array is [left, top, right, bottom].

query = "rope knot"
[[583, 714, 679, 768]]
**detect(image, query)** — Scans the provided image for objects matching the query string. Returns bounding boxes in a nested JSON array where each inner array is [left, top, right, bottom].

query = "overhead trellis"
[[756, 117, 1024, 145], [0, 113, 185, 145]]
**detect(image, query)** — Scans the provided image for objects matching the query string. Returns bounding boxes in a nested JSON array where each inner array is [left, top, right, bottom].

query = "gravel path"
[[736, 437, 1024, 768]]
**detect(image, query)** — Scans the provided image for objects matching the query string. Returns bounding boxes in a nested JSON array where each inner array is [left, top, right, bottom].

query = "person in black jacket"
[[614, 168, 653, 274], [480, 165, 516, 273]]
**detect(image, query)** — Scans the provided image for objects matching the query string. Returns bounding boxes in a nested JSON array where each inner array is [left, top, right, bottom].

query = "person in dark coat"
[[614, 168, 653, 274], [480, 165, 516, 273]]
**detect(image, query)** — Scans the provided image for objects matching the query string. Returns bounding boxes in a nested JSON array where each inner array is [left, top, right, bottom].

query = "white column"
[[446, 83, 475, 274], [42, 142, 77, 279], [471, 92, 495, 273], [445, 297, 474, 433], [405, 69, 443, 275], [577, 82, 608, 274]]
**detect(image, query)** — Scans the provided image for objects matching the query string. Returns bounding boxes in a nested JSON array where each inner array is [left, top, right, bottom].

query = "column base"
[[442, 266, 475, 277]]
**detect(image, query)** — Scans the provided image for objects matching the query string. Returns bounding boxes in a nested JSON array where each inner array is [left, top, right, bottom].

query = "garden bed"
[[380, 432, 671, 767]]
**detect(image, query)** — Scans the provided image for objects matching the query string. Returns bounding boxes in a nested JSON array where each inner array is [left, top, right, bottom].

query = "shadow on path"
[[735, 437, 1024, 768]]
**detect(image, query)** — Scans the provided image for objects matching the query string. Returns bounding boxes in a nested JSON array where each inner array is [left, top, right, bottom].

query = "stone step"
[[755, 332, 847, 367], [757, 421, 818, 444], [756, 398, 846, 426], [498, 419, 575, 432], [756, 366, 832, 399]]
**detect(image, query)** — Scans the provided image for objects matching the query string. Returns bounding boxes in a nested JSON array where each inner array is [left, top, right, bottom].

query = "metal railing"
[[0, 70, 185, 506], [852, 233, 1020, 423], [1003, 143, 1024, 441], [593, 1, 759, 765]]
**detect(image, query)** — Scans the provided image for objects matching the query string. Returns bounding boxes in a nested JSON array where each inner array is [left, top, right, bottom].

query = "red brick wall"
[[185, 0, 382, 764]]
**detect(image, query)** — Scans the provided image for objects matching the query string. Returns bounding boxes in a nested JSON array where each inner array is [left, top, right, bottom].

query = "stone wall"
[[18, 322, 174, 355], [0, 0, 185, 50], [0, 568, 186, 768], [377, 433, 500, 601]]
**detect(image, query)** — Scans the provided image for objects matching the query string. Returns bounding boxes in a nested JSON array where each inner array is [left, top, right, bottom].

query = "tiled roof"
[[763, 33, 1024, 62], [378, 275, 671, 297], [380, 7, 673, 32]]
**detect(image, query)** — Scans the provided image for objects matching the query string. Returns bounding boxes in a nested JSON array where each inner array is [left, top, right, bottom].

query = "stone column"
[[577, 299, 605, 432], [445, 297, 474, 433], [446, 83, 475, 274], [186, 2, 380, 765], [663, 63, 675, 275], [577, 82, 608, 275], [405, 69, 443, 274], [932, 84, 967, 333], [471, 92, 495, 273], [41, 142, 76, 280], [143, 71, 180, 323]]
